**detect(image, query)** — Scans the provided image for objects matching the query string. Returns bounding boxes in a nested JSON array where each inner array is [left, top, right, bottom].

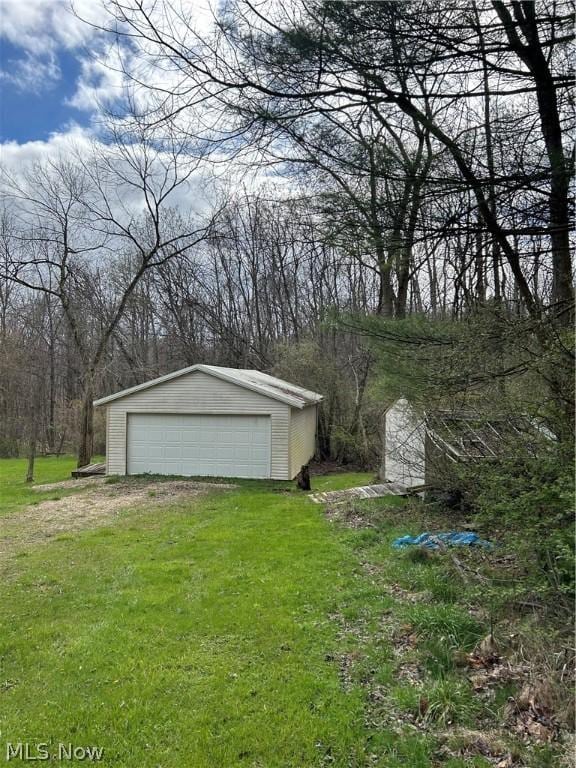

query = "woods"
[[0, 1, 573, 472]]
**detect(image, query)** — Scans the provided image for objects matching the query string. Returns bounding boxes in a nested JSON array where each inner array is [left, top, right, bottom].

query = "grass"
[[311, 472, 374, 492], [0, 459, 569, 766], [0, 461, 377, 767], [0, 455, 104, 516], [328, 496, 571, 767]]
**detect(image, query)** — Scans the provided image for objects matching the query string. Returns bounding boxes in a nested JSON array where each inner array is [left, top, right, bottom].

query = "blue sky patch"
[[0, 41, 87, 142]]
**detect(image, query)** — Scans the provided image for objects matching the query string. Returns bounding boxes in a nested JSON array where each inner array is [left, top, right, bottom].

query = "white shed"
[[382, 397, 545, 489], [94, 365, 323, 480], [382, 398, 427, 488]]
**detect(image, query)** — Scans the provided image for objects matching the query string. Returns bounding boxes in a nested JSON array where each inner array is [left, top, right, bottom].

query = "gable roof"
[[93, 364, 323, 409]]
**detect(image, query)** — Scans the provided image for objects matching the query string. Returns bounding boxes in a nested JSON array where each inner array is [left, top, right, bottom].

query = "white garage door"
[[127, 413, 271, 478]]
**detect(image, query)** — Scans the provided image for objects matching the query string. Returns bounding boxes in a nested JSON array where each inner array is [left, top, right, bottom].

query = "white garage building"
[[94, 365, 323, 480]]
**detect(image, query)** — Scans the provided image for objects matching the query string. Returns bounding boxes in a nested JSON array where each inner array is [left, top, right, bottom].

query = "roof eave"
[[199, 366, 305, 408], [93, 364, 322, 409]]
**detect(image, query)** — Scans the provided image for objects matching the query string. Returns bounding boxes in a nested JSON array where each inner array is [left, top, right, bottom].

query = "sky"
[[0, 0, 116, 157], [0, 40, 85, 143], [0, 0, 218, 172], [0, 0, 232, 223]]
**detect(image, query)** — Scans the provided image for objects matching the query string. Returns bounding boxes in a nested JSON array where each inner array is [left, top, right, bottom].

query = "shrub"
[[457, 448, 574, 600]]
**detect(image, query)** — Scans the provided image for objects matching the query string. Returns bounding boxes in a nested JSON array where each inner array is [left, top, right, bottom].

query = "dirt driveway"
[[0, 478, 234, 568]]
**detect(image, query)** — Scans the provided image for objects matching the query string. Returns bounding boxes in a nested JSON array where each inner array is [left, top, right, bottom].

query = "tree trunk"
[[348, 356, 371, 458], [47, 341, 56, 452], [377, 265, 395, 317], [25, 425, 37, 483], [77, 375, 95, 468], [476, 6, 501, 304], [56, 429, 66, 458], [368, 142, 395, 317], [475, 220, 486, 303], [493, 1, 573, 320]]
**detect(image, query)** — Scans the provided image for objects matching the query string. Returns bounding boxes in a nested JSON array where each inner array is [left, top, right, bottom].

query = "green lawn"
[[0, 455, 103, 516], [0, 462, 378, 767], [0, 459, 564, 767]]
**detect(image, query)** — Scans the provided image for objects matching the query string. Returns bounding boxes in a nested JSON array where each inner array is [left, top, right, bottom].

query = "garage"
[[127, 413, 271, 478], [94, 364, 323, 480]]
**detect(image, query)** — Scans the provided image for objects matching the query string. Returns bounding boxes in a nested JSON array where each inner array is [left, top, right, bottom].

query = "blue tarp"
[[392, 532, 492, 550]]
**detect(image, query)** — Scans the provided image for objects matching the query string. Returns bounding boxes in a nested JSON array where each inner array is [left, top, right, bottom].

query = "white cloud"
[[0, 124, 215, 221], [66, 52, 127, 111], [0, 0, 108, 55], [0, 0, 112, 95], [0, 1, 231, 212], [0, 124, 94, 170], [0, 0, 217, 115], [66, 0, 216, 115]]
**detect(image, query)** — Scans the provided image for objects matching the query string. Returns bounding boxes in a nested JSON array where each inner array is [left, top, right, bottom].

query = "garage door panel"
[[127, 414, 271, 478]]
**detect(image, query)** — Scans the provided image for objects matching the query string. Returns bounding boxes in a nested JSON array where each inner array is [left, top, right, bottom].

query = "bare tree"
[[1, 133, 214, 465], [94, 0, 573, 321]]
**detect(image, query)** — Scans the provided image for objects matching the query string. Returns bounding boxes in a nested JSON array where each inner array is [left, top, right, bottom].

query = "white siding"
[[384, 399, 426, 487], [105, 371, 291, 479], [289, 404, 317, 479]]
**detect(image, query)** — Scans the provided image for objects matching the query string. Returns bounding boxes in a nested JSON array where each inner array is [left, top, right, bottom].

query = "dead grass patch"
[[33, 476, 108, 492], [325, 501, 377, 528], [438, 728, 520, 766], [0, 479, 235, 569]]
